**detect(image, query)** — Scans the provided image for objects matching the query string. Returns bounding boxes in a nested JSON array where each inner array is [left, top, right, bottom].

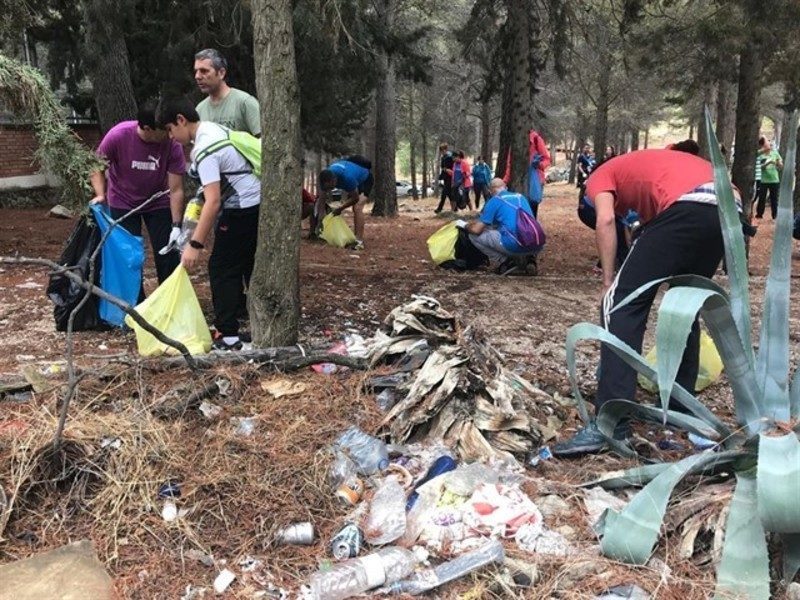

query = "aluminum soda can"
[[335, 477, 365, 506], [330, 523, 364, 560], [277, 521, 315, 545]]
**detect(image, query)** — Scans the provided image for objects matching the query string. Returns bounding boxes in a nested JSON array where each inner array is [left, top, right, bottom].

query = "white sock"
[[223, 336, 240, 345]]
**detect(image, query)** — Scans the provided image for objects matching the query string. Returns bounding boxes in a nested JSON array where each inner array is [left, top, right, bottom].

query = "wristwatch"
[[189, 239, 205, 250]]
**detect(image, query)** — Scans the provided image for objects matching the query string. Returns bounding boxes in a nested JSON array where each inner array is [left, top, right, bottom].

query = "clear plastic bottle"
[[387, 539, 504, 595], [308, 546, 416, 600], [336, 427, 389, 475], [179, 194, 205, 250], [365, 476, 407, 545]]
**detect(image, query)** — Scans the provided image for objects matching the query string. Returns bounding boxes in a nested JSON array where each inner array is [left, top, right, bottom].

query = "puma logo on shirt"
[[131, 155, 161, 171]]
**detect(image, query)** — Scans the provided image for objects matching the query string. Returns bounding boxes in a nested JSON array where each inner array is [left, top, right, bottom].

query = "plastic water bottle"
[[336, 427, 389, 475], [179, 195, 204, 250], [365, 476, 407, 545], [388, 539, 504, 595], [308, 546, 416, 600]]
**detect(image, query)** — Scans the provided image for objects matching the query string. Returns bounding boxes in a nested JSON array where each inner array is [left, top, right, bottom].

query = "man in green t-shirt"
[[194, 49, 261, 136], [755, 138, 783, 219]]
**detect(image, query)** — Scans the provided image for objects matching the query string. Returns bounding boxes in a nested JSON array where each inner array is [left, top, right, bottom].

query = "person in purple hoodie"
[[89, 101, 186, 284]]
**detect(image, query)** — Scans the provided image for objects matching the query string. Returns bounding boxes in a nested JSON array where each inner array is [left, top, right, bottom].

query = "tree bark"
[[593, 58, 611, 159], [697, 83, 717, 159], [643, 127, 649, 149], [480, 97, 492, 162], [630, 128, 639, 151], [82, 0, 136, 133], [371, 0, 398, 217], [249, 0, 302, 346], [408, 90, 418, 200], [421, 126, 429, 198], [715, 80, 736, 165], [731, 41, 763, 217], [505, 0, 539, 195]]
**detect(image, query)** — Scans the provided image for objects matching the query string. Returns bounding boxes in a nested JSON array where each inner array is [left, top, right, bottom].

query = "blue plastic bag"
[[90, 204, 145, 327], [528, 158, 543, 204]]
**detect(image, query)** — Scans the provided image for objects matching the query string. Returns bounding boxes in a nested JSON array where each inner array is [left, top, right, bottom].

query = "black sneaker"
[[211, 331, 243, 351], [551, 420, 631, 457], [496, 259, 517, 276]]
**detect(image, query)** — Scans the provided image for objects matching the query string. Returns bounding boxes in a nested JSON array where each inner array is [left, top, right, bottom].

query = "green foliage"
[[567, 110, 800, 594], [0, 54, 102, 205]]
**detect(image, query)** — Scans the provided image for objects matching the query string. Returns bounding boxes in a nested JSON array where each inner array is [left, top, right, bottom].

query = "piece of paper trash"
[[260, 379, 308, 398]]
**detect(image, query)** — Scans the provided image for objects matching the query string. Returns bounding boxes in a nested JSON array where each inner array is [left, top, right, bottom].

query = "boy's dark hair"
[[137, 100, 160, 129], [156, 96, 200, 127], [671, 139, 700, 155], [456, 150, 465, 158], [758, 136, 766, 147], [319, 168, 336, 190]]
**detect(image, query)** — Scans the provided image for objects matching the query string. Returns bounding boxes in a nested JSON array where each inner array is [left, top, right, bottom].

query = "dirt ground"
[[0, 182, 798, 599]]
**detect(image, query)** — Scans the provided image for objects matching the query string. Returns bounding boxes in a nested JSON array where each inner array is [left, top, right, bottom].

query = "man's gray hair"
[[194, 48, 228, 72]]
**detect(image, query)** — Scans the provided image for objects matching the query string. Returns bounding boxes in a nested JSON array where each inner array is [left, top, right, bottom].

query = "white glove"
[[159, 226, 182, 255], [454, 219, 468, 229]]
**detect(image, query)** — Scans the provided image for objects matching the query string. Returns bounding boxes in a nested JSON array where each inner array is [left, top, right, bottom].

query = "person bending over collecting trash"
[[553, 148, 743, 456], [157, 96, 260, 351], [464, 178, 541, 276], [89, 101, 186, 289], [316, 156, 373, 250]]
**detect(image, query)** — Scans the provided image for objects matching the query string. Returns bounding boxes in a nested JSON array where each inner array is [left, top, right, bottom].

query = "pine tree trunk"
[[249, 0, 302, 346], [495, 35, 514, 178], [697, 83, 717, 159], [82, 0, 136, 133], [593, 59, 611, 158], [643, 127, 649, 149], [506, 0, 537, 195], [630, 128, 639, 151], [716, 80, 736, 165], [421, 128, 429, 198], [480, 98, 492, 161], [371, 0, 398, 217], [731, 41, 763, 217]]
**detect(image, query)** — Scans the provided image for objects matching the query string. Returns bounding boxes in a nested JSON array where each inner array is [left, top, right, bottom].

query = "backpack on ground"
[[194, 126, 262, 178], [501, 194, 546, 251]]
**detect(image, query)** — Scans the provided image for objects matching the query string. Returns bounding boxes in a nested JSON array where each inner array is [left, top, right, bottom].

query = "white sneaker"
[[353, 240, 365, 251]]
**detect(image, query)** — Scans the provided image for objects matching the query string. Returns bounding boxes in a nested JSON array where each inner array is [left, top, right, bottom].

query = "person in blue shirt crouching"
[[465, 178, 542, 275]]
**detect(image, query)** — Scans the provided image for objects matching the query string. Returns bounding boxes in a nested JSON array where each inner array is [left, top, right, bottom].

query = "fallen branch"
[[147, 345, 364, 371]]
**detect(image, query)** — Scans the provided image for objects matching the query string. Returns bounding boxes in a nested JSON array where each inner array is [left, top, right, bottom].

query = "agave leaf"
[[597, 399, 721, 445], [586, 450, 747, 490], [655, 287, 717, 417], [754, 111, 798, 422], [705, 107, 754, 367], [599, 451, 733, 564], [791, 368, 800, 419], [609, 274, 729, 316], [756, 433, 800, 533], [566, 323, 731, 439], [714, 473, 770, 600], [654, 286, 763, 433], [782, 533, 800, 583]]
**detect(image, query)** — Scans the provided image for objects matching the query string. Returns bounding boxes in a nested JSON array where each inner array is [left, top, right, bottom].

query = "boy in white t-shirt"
[[157, 96, 260, 350]]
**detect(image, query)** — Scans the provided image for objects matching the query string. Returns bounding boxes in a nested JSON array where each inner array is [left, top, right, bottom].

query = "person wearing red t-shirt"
[[553, 149, 737, 456]]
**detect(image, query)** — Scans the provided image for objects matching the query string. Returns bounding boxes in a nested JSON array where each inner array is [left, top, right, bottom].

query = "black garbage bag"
[[46, 212, 105, 331], [440, 228, 489, 271]]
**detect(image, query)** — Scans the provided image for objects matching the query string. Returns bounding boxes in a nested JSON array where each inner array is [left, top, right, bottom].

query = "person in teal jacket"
[[472, 157, 493, 209]]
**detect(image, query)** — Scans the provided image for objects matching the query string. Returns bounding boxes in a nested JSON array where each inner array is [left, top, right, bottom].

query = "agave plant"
[[564, 109, 800, 599]]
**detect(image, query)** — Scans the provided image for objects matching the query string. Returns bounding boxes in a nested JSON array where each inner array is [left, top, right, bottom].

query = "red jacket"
[[503, 130, 551, 184]]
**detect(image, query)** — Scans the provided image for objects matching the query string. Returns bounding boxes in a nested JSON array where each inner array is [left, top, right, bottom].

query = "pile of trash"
[[296, 426, 572, 599], [350, 296, 559, 462]]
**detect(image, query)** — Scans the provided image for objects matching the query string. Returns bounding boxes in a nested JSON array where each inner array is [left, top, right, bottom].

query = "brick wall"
[[0, 123, 101, 179]]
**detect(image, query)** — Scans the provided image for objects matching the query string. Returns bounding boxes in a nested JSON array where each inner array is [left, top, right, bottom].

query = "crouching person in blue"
[[316, 155, 373, 249], [466, 178, 543, 275]]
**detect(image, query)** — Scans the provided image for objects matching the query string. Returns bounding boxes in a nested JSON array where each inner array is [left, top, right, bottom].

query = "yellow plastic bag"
[[320, 214, 357, 248], [638, 330, 724, 392], [426, 222, 459, 265], [124, 265, 212, 357]]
